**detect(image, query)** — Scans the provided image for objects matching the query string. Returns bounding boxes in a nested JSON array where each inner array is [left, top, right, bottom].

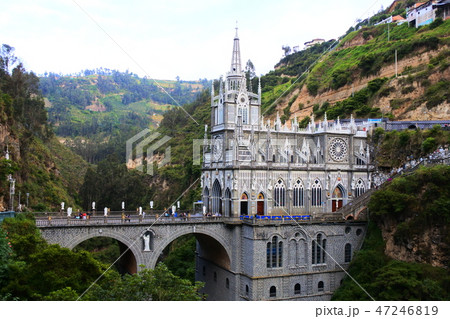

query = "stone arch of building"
[[289, 229, 308, 241], [150, 226, 232, 270], [256, 191, 266, 215], [331, 183, 346, 212], [240, 191, 249, 215]]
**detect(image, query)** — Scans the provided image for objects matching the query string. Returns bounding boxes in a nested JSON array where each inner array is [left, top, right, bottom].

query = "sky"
[[1, 0, 395, 81]]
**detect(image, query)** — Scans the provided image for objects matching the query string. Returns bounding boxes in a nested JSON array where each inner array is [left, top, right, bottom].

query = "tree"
[[0, 228, 12, 289], [83, 263, 204, 301], [0, 44, 18, 75], [79, 155, 149, 211], [1, 213, 105, 300], [1, 213, 46, 262], [282, 45, 291, 57]]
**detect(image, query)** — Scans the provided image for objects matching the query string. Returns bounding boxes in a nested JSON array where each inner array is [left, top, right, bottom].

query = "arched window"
[[269, 286, 276, 298], [245, 285, 249, 296], [294, 283, 301, 295], [242, 107, 248, 124], [274, 179, 286, 207], [214, 272, 217, 282], [267, 236, 283, 268], [224, 188, 232, 217], [226, 278, 230, 289], [345, 243, 352, 263], [211, 179, 222, 215], [318, 281, 324, 292], [311, 179, 322, 207], [293, 180, 304, 207], [312, 234, 327, 264], [355, 179, 365, 197]]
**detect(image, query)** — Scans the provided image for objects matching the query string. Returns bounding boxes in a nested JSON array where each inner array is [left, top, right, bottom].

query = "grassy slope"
[[261, 19, 450, 121]]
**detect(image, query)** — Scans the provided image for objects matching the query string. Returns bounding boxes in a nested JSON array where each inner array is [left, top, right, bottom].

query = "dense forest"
[[333, 165, 450, 301], [0, 213, 203, 300]]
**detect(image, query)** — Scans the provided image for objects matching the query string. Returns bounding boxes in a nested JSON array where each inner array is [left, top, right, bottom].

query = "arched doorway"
[[240, 192, 249, 215], [332, 185, 345, 212], [257, 192, 265, 215]]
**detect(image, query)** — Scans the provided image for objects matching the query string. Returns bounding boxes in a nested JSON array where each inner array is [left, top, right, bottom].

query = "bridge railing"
[[34, 213, 235, 227], [34, 212, 353, 228]]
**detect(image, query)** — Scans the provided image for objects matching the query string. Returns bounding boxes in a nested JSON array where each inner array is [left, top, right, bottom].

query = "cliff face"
[[266, 19, 450, 123], [379, 216, 449, 268], [279, 45, 449, 122]]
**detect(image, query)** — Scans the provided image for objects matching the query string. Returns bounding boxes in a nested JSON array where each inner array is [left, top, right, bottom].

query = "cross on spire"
[[230, 23, 242, 74]]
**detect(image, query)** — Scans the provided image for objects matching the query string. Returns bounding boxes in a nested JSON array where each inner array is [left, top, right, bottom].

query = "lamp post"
[[9, 178, 15, 212], [122, 201, 125, 223], [150, 201, 154, 217], [26, 193, 29, 208]]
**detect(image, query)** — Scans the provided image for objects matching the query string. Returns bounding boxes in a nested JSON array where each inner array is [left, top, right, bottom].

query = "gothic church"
[[201, 29, 372, 218]]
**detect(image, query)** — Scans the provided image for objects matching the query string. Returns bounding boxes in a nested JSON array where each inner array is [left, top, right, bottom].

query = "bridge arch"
[[150, 226, 232, 270], [67, 229, 145, 274]]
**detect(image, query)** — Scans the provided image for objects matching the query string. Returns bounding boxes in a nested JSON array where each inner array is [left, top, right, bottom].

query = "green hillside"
[[260, 14, 449, 122], [40, 70, 207, 163], [0, 45, 89, 211]]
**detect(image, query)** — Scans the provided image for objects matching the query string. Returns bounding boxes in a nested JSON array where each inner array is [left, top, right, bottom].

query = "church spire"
[[230, 26, 242, 74]]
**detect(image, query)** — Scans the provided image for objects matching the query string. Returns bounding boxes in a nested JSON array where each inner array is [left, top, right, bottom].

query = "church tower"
[[211, 28, 261, 132]]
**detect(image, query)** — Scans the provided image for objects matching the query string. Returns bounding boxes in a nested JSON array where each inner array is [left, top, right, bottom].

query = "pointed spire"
[[336, 116, 341, 130], [350, 114, 356, 133], [258, 76, 262, 101], [230, 26, 242, 74], [219, 76, 223, 95]]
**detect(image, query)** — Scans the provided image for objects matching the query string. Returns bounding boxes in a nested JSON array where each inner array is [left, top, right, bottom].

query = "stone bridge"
[[36, 213, 367, 301], [37, 215, 237, 274]]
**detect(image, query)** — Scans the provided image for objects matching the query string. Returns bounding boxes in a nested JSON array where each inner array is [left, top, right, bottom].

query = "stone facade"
[[196, 221, 366, 300], [201, 29, 372, 218]]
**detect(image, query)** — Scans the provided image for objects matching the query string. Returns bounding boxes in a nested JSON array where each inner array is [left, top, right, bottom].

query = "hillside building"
[[303, 38, 325, 50]]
